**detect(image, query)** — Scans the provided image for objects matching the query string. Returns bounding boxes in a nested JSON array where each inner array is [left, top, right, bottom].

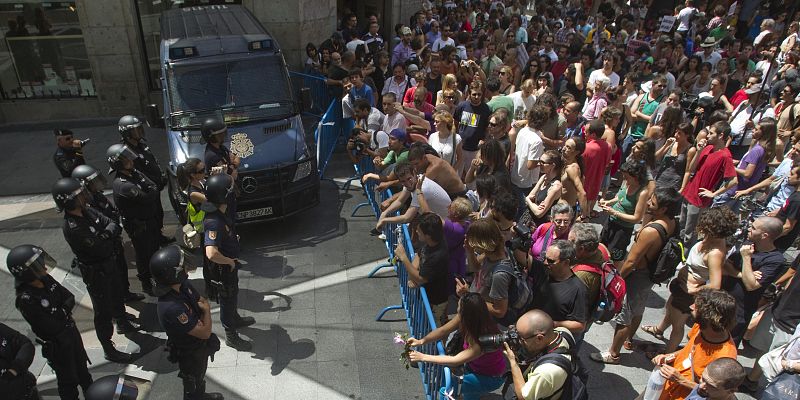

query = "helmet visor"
[[131, 124, 146, 139], [85, 171, 107, 192], [26, 247, 56, 277], [119, 145, 139, 162]]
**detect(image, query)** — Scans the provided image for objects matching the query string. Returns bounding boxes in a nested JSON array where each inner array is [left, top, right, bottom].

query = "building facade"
[[0, 0, 422, 123]]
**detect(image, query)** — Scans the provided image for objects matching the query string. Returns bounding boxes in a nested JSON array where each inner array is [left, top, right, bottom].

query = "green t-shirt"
[[487, 95, 515, 123], [383, 148, 409, 166]]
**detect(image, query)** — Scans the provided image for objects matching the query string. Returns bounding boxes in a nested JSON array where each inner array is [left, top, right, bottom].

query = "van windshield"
[[167, 55, 294, 129]]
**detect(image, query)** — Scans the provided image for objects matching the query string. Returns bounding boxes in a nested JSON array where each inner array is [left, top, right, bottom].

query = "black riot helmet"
[[150, 245, 190, 287], [85, 375, 139, 400], [200, 117, 227, 143], [71, 164, 107, 193], [6, 244, 56, 286], [52, 177, 86, 212], [118, 115, 145, 140], [203, 173, 234, 207], [106, 143, 138, 173]]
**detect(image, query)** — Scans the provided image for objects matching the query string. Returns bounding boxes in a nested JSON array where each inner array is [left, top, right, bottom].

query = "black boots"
[[102, 342, 136, 363], [224, 331, 252, 351]]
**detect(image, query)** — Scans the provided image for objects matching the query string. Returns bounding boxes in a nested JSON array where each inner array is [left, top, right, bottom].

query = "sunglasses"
[[543, 257, 559, 264]]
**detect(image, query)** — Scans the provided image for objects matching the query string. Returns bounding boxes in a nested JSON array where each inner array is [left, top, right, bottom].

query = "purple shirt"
[[391, 42, 412, 67], [444, 219, 469, 295], [727, 143, 768, 195]]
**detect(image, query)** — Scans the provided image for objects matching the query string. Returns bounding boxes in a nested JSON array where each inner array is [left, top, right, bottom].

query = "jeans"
[[441, 368, 505, 400], [679, 201, 702, 247]]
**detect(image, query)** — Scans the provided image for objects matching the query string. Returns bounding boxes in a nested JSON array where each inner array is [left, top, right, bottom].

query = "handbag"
[[761, 370, 800, 400]]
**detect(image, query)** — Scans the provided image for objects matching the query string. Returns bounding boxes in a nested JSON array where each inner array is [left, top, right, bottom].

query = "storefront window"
[[0, 1, 93, 99], [135, 0, 242, 91]]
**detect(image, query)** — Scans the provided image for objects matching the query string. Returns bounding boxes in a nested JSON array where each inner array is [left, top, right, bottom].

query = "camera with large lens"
[[349, 129, 368, 153], [509, 224, 532, 252], [478, 326, 522, 352]]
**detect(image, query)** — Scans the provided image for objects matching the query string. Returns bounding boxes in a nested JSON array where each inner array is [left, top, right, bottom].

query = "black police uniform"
[[157, 281, 219, 399], [0, 323, 39, 399], [54, 147, 85, 178], [203, 208, 241, 331], [16, 275, 92, 400], [87, 191, 134, 297], [126, 140, 167, 231], [113, 170, 161, 290], [63, 207, 128, 344], [204, 145, 239, 220]]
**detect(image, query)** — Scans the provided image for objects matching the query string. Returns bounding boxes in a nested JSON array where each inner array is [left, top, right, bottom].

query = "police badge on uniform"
[[230, 133, 254, 158], [178, 313, 189, 324], [208, 231, 217, 240]]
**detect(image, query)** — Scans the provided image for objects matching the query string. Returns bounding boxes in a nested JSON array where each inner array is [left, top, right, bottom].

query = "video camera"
[[478, 326, 533, 364], [509, 224, 532, 252], [680, 94, 714, 119]]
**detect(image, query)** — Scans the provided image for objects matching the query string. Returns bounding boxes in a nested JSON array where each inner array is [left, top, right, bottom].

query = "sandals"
[[589, 351, 620, 364], [623, 340, 635, 351], [641, 325, 666, 341]]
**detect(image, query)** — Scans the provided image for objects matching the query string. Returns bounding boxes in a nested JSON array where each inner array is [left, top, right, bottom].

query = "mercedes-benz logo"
[[241, 176, 258, 194]]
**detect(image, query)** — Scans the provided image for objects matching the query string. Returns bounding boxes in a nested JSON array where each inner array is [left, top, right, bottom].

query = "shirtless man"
[[407, 143, 467, 198]]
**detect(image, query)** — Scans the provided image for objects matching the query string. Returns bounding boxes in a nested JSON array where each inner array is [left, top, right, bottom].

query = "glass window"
[[0, 1, 93, 99], [135, 0, 242, 91]]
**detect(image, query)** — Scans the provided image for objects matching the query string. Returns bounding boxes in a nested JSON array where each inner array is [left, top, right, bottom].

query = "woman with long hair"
[[429, 111, 463, 169], [655, 122, 697, 191], [690, 62, 714, 96], [641, 208, 738, 354], [466, 139, 513, 192], [600, 107, 623, 199], [535, 72, 552, 96], [677, 55, 702, 93], [407, 292, 507, 400], [561, 137, 588, 219], [630, 138, 658, 181], [520, 58, 541, 86], [436, 73, 463, 105], [176, 158, 207, 216], [600, 160, 651, 267], [703, 74, 734, 114], [724, 118, 777, 207], [646, 105, 684, 149], [498, 65, 516, 95], [526, 150, 564, 226], [304, 43, 321, 74]]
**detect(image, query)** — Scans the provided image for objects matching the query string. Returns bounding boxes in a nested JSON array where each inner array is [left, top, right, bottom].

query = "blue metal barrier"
[[348, 157, 381, 217], [288, 71, 331, 118], [314, 101, 347, 179], [369, 189, 455, 399]]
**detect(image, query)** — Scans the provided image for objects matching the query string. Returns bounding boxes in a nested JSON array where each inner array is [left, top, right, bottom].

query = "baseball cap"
[[407, 63, 419, 73], [389, 128, 407, 143]]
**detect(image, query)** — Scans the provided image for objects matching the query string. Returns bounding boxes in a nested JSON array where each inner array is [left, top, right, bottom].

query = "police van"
[[148, 4, 319, 222]]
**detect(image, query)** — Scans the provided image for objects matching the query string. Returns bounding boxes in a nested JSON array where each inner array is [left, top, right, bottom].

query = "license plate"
[[237, 207, 273, 220]]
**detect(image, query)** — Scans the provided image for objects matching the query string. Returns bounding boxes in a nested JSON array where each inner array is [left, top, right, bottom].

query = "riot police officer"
[[152, 245, 224, 400], [108, 143, 161, 295], [53, 178, 140, 362], [53, 128, 86, 178], [0, 322, 39, 399], [118, 115, 172, 244], [201, 118, 240, 180], [72, 164, 145, 303], [202, 174, 253, 351], [7, 244, 92, 400]]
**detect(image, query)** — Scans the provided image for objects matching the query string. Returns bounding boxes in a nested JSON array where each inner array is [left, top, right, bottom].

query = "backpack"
[[492, 258, 534, 326], [647, 223, 686, 284], [530, 332, 589, 400], [573, 259, 627, 323]]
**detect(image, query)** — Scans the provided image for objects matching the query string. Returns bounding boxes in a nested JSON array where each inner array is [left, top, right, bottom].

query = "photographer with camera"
[[346, 126, 389, 165], [407, 292, 507, 400], [503, 309, 585, 400], [53, 128, 87, 178]]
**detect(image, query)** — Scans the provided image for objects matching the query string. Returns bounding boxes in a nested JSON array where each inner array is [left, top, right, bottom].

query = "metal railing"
[[288, 71, 331, 118], [368, 188, 455, 400]]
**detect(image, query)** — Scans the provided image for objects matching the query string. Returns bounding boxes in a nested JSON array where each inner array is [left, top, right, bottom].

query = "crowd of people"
[[317, 0, 800, 399]]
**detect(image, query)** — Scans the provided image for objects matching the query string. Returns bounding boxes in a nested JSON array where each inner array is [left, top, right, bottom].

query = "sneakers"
[[231, 316, 256, 328], [225, 332, 252, 351], [589, 351, 620, 364], [115, 319, 141, 334]]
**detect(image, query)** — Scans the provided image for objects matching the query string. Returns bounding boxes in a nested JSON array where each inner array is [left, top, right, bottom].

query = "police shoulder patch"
[[208, 231, 217, 240], [177, 313, 189, 324]]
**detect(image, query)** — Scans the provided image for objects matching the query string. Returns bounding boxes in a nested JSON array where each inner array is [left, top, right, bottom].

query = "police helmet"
[[52, 177, 86, 211], [118, 115, 144, 140], [200, 117, 227, 142], [106, 144, 138, 172], [6, 244, 56, 286], [150, 245, 190, 287], [204, 173, 234, 206], [71, 164, 107, 192], [85, 375, 139, 400]]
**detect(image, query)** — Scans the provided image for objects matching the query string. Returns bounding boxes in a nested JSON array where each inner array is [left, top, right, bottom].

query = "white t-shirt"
[[730, 101, 775, 145], [432, 37, 455, 52], [511, 127, 543, 188], [538, 49, 558, 62], [368, 130, 390, 151], [694, 50, 722, 69], [506, 90, 536, 121], [408, 175, 451, 219], [677, 7, 697, 31], [588, 69, 620, 88], [356, 107, 386, 133], [346, 39, 366, 53], [382, 111, 408, 133], [428, 131, 462, 166]]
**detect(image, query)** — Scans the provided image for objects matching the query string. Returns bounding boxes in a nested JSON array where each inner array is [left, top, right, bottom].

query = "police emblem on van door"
[[230, 133, 255, 158]]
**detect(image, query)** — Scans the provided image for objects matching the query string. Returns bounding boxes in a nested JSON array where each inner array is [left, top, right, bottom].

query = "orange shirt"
[[659, 324, 737, 400]]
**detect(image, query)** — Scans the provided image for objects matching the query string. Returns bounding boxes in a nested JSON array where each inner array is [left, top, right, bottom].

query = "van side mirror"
[[299, 87, 312, 113], [145, 104, 165, 129]]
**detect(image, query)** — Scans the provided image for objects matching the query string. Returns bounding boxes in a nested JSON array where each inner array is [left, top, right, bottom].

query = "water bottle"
[[643, 367, 665, 400]]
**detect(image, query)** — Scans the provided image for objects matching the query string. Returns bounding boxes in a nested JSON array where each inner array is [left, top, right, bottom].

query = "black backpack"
[[647, 223, 686, 284], [491, 259, 534, 326], [528, 333, 589, 400]]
